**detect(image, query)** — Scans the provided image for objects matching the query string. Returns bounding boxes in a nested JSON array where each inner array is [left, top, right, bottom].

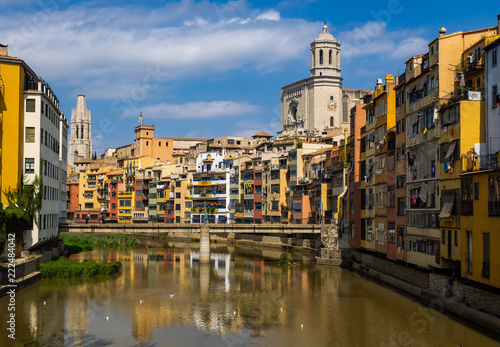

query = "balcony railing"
[[462, 153, 499, 172]]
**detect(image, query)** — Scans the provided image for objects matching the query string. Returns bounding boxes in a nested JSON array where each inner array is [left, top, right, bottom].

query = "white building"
[[24, 79, 68, 247], [485, 34, 500, 153], [191, 150, 233, 224]]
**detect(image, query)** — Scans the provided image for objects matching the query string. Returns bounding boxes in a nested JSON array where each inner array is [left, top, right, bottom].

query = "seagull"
[[34, 326, 37, 330], [14, 203, 18, 208], [280, 307, 283, 312], [170, 294, 175, 298], [300, 324, 303, 329], [233, 311, 236, 315], [106, 317, 109, 321], [140, 300, 144, 304], [43, 301, 46, 305]]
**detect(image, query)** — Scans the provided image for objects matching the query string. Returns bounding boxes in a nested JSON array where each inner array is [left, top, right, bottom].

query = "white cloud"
[[257, 10, 280, 22], [338, 21, 428, 61], [123, 101, 260, 120], [0, 2, 316, 99]]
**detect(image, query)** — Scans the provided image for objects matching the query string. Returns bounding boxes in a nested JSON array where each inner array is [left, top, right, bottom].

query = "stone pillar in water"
[[200, 225, 210, 264]]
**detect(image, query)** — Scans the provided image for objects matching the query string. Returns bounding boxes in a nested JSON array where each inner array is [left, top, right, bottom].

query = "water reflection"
[[1, 241, 499, 346]]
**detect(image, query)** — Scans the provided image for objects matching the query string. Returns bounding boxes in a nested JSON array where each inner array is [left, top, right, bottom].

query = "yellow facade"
[[460, 168, 500, 289], [0, 57, 28, 204]]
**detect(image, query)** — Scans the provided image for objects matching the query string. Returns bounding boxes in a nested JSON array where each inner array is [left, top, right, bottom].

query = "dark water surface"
[[1, 240, 499, 347]]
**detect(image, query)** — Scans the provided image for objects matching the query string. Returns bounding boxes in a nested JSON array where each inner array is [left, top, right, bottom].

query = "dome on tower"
[[315, 23, 336, 42]]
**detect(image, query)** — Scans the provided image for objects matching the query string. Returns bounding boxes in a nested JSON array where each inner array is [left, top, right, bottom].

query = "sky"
[[0, 0, 498, 155]]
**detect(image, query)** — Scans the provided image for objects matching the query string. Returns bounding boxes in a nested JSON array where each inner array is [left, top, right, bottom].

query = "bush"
[[40, 258, 121, 279], [59, 233, 138, 253]]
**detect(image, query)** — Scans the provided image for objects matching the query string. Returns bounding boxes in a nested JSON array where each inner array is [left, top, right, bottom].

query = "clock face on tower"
[[328, 101, 337, 111]]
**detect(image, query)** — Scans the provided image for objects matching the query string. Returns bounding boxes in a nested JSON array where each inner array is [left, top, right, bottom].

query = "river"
[[1, 239, 499, 346]]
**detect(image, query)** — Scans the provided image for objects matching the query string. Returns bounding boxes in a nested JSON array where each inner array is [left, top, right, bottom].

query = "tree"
[[0, 175, 43, 252], [92, 151, 97, 160]]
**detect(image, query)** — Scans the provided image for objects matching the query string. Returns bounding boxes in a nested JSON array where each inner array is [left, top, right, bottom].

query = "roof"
[[315, 24, 336, 42], [252, 131, 273, 138]]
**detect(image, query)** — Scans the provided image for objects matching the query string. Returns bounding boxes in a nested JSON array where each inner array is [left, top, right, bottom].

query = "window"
[[330, 116, 334, 127], [397, 227, 405, 248], [474, 182, 479, 200], [329, 50, 332, 65], [488, 175, 500, 216], [176, 181, 181, 187], [112, 203, 116, 209], [255, 172, 262, 180], [26, 99, 35, 112], [388, 223, 395, 244], [466, 231, 473, 274], [25, 127, 35, 142], [25, 158, 35, 173], [146, 141, 149, 146], [255, 185, 262, 194], [455, 230, 458, 247], [175, 204, 181, 212], [85, 203, 93, 209], [442, 230, 446, 245], [492, 48, 498, 67], [159, 141, 161, 146], [319, 49, 323, 64], [119, 200, 132, 207], [492, 84, 498, 109], [482, 233, 490, 278], [255, 202, 262, 210], [176, 192, 181, 199], [396, 121, 401, 134]]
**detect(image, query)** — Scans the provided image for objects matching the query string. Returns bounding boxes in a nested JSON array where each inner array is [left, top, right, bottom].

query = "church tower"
[[281, 23, 343, 133], [68, 95, 92, 166], [310, 23, 341, 78]]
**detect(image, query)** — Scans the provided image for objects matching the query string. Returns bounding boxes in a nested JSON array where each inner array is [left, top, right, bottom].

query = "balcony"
[[461, 153, 499, 173], [191, 193, 227, 199]]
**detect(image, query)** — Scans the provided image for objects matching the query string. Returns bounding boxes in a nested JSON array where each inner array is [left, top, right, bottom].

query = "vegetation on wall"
[[0, 175, 43, 252]]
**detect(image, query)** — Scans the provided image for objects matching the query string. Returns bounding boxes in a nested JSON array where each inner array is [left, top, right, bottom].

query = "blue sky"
[[0, 0, 498, 155]]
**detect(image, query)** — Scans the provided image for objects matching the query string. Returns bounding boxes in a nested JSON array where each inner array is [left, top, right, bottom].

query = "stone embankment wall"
[[350, 250, 500, 334], [0, 242, 64, 295]]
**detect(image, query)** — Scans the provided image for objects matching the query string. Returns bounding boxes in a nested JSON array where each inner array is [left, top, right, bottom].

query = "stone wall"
[[0, 242, 64, 285], [351, 250, 430, 288]]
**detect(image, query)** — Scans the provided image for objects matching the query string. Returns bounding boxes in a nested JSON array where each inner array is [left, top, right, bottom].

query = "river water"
[[1, 239, 499, 347]]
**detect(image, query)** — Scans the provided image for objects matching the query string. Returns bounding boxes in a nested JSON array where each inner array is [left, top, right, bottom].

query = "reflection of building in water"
[[253, 259, 264, 291], [66, 285, 90, 345]]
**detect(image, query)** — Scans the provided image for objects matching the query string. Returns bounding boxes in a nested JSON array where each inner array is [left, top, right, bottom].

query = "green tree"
[[92, 151, 97, 160], [0, 175, 43, 252]]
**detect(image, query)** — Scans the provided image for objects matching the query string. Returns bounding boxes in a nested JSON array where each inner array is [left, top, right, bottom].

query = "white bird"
[[106, 316, 109, 321], [140, 300, 144, 304], [43, 301, 46, 305], [14, 203, 18, 208], [34, 326, 37, 330], [170, 294, 175, 298], [280, 307, 283, 312], [300, 324, 303, 329], [233, 311, 236, 315]]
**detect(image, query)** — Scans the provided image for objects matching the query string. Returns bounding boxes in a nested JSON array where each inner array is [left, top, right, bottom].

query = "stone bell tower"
[[68, 95, 92, 166]]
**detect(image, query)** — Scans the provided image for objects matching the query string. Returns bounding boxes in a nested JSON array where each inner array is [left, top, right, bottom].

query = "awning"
[[438, 196, 455, 220], [443, 141, 456, 161]]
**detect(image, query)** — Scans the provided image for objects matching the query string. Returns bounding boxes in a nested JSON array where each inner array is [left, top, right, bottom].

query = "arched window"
[[81, 125, 84, 139], [336, 51, 339, 68], [76, 126, 78, 139], [330, 116, 334, 127], [319, 49, 323, 65], [291, 106, 297, 121], [329, 50, 332, 65]]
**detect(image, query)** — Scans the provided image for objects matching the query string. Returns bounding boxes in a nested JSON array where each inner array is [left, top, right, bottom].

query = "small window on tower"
[[329, 50, 332, 65], [146, 141, 148, 146], [319, 50, 323, 65], [159, 141, 161, 146]]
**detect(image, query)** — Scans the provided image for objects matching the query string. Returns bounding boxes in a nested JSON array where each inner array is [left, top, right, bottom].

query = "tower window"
[[319, 50, 323, 65], [159, 141, 161, 146], [330, 117, 334, 127], [330, 96, 334, 101], [146, 141, 149, 146], [329, 50, 332, 65]]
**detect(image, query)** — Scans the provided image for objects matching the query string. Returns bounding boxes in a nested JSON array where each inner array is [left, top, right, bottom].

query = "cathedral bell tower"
[[68, 95, 92, 166], [310, 23, 341, 77]]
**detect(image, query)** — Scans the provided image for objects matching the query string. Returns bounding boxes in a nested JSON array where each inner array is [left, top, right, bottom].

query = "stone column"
[[200, 225, 210, 264]]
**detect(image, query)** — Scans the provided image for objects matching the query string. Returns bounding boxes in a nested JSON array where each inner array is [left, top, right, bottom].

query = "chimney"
[[439, 27, 447, 38], [0, 43, 8, 56]]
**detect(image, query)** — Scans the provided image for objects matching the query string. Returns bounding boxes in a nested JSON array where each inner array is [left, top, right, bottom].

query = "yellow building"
[[459, 154, 500, 289], [0, 47, 38, 205], [262, 155, 289, 224]]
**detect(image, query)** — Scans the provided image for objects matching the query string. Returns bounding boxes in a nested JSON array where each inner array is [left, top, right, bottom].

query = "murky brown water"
[[1, 240, 499, 347]]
